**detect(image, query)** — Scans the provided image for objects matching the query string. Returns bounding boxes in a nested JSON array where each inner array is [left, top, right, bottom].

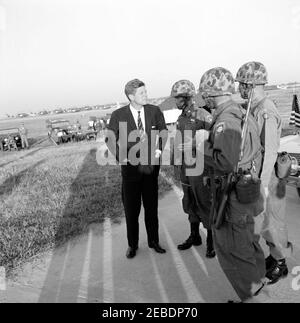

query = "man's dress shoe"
[[148, 242, 166, 253], [126, 247, 137, 259]]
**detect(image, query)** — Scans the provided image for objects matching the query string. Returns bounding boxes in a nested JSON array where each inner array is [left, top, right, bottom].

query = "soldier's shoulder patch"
[[215, 122, 225, 134]]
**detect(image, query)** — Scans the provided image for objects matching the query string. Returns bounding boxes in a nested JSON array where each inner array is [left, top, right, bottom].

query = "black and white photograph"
[[0, 0, 300, 308]]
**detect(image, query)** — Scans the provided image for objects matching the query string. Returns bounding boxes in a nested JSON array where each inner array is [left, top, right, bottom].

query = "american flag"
[[289, 94, 300, 128]]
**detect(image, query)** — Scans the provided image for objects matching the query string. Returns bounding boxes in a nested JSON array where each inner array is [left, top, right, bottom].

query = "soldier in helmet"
[[171, 80, 215, 258], [19, 122, 29, 149], [197, 67, 266, 302], [236, 62, 292, 285]]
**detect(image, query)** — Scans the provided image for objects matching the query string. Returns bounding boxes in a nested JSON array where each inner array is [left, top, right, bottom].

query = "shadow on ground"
[[0, 159, 45, 196], [38, 148, 123, 302]]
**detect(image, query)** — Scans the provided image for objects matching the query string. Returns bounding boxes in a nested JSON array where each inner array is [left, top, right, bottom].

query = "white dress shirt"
[[129, 104, 161, 158], [129, 105, 145, 131]]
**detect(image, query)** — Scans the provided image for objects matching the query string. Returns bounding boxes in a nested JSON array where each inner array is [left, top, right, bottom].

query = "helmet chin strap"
[[176, 96, 192, 110], [183, 98, 194, 110]]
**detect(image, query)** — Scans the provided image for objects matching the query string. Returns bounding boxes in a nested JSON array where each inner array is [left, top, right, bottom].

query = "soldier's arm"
[[260, 113, 280, 188], [204, 119, 241, 173], [190, 109, 212, 149], [195, 108, 213, 131]]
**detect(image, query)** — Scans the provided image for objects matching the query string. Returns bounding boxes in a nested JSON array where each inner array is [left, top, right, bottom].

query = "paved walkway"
[[1, 184, 300, 303]]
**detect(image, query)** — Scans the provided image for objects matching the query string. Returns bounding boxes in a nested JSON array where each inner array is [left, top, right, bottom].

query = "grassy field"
[[0, 88, 299, 272], [0, 139, 174, 272]]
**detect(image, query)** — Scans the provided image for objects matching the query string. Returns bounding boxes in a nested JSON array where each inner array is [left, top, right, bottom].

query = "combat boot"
[[206, 229, 216, 258], [265, 254, 277, 272], [177, 222, 202, 250], [266, 258, 288, 285]]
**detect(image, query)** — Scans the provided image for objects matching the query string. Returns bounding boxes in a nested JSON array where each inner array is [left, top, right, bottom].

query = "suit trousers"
[[122, 169, 159, 248]]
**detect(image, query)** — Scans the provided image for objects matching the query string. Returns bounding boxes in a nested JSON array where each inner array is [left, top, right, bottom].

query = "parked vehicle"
[[46, 118, 98, 145], [46, 119, 72, 145], [279, 132, 300, 197], [0, 128, 22, 151]]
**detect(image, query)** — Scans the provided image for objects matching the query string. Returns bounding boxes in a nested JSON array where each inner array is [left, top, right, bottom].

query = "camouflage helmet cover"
[[171, 80, 196, 97], [198, 67, 235, 97], [235, 61, 268, 85]]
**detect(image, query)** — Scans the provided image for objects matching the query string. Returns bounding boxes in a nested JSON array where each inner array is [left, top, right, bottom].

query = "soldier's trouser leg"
[[188, 175, 211, 229], [21, 136, 25, 149], [182, 183, 200, 233], [25, 136, 29, 148], [213, 194, 266, 302], [188, 213, 200, 224], [213, 221, 265, 301], [258, 172, 292, 260], [181, 170, 200, 224], [178, 172, 202, 250]]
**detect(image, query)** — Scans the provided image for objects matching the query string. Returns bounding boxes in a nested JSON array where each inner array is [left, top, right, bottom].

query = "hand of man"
[[195, 129, 209, 151], [120, 158, 130, 165], [264, 186, 269, 198], [155, 149, 162, 159]]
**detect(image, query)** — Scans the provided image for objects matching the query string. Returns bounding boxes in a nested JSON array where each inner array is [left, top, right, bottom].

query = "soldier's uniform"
[[19, 124, 29, 149], [199, 67, 266, 302], [251, 97, 291, 259], [170, 80, 215, 257], [175, 104, 212, 228], [236, 61, 292, 284]]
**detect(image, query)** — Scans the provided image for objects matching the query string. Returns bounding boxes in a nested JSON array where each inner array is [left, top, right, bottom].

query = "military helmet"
[[198, 67, 235, 97], [171, 80, 196, 98], [235, 61, 268, 85]]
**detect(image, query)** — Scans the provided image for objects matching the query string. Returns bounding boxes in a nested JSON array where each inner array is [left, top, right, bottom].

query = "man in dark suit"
[[105, 79, 168, 258]]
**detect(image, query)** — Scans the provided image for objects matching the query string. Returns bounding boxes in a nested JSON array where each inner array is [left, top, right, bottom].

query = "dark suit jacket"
[[106, 104, 168, 179]]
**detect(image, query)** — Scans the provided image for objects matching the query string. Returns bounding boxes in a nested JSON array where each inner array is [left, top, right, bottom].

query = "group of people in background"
[[87, 116, 107, 133], [0, 122, 29, 151], [105, 61, 292, 303]]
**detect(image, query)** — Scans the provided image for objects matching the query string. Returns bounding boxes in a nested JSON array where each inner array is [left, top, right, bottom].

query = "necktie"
[[137, 111, 144, 134]]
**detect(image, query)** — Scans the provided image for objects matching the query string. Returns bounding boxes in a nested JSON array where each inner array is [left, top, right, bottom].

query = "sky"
[[0, 0, 300, 116]]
